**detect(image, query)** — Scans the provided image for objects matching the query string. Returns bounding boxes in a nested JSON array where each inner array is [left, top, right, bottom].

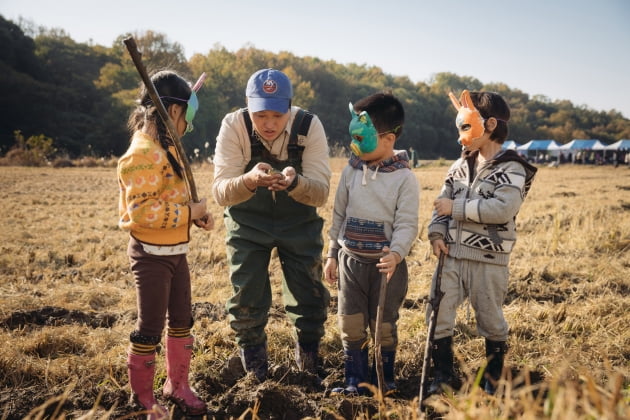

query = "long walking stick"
[[419, 252, 446, 403], [123, 36, 202, 204], [374, 251, 390, 395]]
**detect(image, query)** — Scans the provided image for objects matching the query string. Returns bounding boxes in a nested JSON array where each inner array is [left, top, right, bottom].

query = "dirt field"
[[0, 161, 628, 419]]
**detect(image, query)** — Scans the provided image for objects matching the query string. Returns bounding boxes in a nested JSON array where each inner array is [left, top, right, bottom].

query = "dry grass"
[[0, 161, 628, 419]]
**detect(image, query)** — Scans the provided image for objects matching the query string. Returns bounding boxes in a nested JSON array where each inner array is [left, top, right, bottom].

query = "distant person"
[[118, 70, 213, 417], [325, 92, 419, 395], [409, 146, 419, 168], [427, 90, 537, 396], [212, 69, 331, 381]]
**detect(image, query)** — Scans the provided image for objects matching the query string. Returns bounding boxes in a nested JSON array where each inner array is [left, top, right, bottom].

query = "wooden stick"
[[123, 36, 200, 203], [374, 252, 389, 395], [419, 252, 446, 407]]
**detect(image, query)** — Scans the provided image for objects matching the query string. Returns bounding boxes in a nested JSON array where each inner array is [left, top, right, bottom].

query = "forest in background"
[[2, 14, 630, 161]]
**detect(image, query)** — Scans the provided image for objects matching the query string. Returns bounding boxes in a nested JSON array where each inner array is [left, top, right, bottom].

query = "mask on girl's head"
[[348, 102, 378, 156], [159, 73, 207, 134], [448, 90, 485, 148]]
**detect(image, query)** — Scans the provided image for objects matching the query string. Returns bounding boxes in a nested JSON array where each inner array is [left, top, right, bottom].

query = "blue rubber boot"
[[332, 348, 369, 396], [371, 350, 397, 393]]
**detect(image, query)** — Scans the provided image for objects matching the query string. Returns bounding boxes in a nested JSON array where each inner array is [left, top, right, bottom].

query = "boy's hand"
[[431, 239, 449, 258], [433, 197, 453, 216], [324, 257, 338, 286], [377, 246, 401, 282]]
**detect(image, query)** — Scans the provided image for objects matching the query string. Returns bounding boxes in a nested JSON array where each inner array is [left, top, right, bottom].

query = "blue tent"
[[517, 140, 560, 151], [560, 139, 606, 150], [605, 139, 630, 150]]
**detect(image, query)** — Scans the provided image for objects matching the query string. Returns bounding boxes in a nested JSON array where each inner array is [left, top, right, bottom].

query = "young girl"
[[118, 70, 213, 418]]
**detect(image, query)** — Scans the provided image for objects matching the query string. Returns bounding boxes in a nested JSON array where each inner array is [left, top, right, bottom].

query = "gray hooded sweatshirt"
[[329, 150, 419, 260]]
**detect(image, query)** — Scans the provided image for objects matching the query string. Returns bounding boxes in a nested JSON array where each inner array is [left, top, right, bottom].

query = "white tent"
[[605, 139, 630, 150], [502, 140, 521, 150], [559, 139, 607, 150], [517, 140, 561, 151], [517, 139, 561, 159]]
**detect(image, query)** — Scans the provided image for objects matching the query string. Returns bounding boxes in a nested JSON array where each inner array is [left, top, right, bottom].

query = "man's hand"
[[269, 166, 296, 191], [243, 162, 285, 191]]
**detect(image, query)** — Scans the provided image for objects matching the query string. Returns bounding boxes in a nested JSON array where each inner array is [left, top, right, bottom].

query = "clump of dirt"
[[1, 306, 118, 329], [550, 191, 577, 197]]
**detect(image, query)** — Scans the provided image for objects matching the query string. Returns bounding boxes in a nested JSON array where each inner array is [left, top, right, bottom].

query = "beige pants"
[[427, 256, 509, 342]]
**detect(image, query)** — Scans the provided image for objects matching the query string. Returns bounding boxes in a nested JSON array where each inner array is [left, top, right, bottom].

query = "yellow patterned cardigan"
[[117, 131, 192, 246]]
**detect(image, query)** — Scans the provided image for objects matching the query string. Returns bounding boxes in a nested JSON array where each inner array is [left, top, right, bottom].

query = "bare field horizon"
[[0, 160, 628, 419]]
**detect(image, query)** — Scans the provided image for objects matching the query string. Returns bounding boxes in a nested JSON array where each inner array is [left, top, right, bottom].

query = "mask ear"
[[449, 90, 485, 148], [448, 92, 461, 111], [460, 90, 477, 111], [348, 102, 356, 116]]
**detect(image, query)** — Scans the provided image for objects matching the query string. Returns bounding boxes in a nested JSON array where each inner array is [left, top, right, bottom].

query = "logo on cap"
[[262, 79, 278, 94]]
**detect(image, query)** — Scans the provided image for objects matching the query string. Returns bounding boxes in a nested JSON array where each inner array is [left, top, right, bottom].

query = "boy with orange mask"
[[426, 91, 537, 396]]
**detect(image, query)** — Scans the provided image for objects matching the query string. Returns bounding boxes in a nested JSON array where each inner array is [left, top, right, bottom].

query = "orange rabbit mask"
[[448, 90, 485, 148]]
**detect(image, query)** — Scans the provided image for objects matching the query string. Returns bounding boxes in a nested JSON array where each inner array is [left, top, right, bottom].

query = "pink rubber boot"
[[127, 352, 168, 419], [162, 336, 207, 415]]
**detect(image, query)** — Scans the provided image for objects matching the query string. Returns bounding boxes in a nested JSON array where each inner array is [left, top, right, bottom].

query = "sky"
[[3, 0, 630, 118]]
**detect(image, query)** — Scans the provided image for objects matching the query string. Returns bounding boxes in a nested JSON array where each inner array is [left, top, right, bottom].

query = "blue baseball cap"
[[246, 69, 293, 113]]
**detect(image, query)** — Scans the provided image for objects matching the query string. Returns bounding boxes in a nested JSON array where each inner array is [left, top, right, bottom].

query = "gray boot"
[[239, 343, 268, 382], [295, 341, 319, 374], [483, 339, 507, 395]]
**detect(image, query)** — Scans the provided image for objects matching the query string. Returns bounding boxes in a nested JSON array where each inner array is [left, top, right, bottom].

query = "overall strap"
[[289, 109, 313, 143], [241, 108, 265, 158], [288, 109, 312, 161]]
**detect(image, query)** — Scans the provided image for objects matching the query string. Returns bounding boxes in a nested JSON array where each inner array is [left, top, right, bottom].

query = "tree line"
[[2, 15, 629, 161]]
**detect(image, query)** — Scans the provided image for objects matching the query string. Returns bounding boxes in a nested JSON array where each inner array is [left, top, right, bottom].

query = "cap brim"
[[248, 97, 290, 113]]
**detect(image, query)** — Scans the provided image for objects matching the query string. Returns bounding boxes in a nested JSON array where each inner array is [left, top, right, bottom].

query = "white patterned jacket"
[[428, 149, 537, 266]]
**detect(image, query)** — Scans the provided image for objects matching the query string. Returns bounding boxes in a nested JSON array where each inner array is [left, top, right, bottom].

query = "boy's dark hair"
[[353, 91, 405, 139], [469, 91, 510, 143], [127, 70, 192, 178]]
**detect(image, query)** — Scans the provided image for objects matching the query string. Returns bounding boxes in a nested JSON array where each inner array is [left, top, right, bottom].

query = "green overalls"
[[225, 110, 330, 348]]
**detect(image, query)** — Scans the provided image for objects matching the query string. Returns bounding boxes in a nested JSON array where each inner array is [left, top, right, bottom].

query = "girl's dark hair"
[[127, 70, 192, 178], [469, 91, 510, 143], [353, 91, 405, 138]]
